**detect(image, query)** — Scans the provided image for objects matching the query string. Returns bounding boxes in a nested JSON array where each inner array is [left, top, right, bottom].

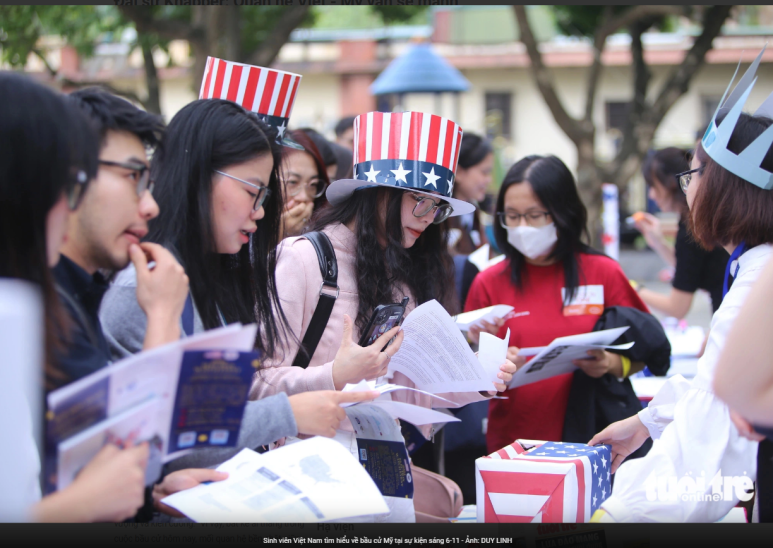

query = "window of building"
[[701, 96, 722, 133], [484, 92, 512, 140], [605, 101, 631, 133]]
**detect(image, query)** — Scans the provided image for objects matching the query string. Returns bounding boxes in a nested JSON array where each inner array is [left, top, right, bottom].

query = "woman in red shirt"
[[465, 155, 649, 453]]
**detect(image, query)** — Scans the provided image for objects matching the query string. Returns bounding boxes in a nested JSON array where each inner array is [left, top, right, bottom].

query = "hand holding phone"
[[358, 297, 409, 350]]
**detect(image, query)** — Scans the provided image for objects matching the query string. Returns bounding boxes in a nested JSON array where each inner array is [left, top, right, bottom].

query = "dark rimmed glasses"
[[410, 193, 454, 224], [498, 211, 551, 228], [215, 170, 272, 211], [66, 168, 89, 210], [675, 166, 704, 194], [99, 160, 154, 197]]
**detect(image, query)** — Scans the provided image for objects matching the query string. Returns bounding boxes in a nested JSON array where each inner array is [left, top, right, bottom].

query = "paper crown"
[[199, 56, 303, 149], [325, 111, 476, 216], [702, 45, 773, 190]]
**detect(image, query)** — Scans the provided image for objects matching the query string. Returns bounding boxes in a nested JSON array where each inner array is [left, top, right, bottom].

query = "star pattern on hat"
[[447, 175, 454, 195], [277, 121, 287, 138], [391, 162, 411, 184], [365, 165, 380, 183], [423, 167, 440, 189]]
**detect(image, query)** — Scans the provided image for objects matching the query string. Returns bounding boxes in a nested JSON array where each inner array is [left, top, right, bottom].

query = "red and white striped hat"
[[326, 111, 475, 216], [199, 56, 303, 149]]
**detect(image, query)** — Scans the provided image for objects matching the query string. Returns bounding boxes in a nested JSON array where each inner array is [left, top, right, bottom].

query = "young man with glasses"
[[53, 88, 189, 386]]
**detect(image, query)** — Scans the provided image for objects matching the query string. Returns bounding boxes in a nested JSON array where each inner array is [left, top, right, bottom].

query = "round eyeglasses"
[[498, 211, 550, 228], [215, 170, 272, 211], [410, 193, 454, 224], [285, 178, 327, 199]]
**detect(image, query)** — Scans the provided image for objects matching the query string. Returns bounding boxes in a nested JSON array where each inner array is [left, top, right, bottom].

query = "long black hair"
[[0, 72, 99, 385], [146, 99, 288, 357], [310, 187, 457, 333], [641, 147, 690, 217], [493, 155, 601, 307]]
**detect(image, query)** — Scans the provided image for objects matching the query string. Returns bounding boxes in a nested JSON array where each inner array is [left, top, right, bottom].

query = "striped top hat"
[[326, 111, 475, 216], [199, 56, 303, 149]]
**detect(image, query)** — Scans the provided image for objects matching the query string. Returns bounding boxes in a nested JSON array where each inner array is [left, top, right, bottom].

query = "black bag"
[[291, 231, 339, 369], [561, 306, 671, 460]]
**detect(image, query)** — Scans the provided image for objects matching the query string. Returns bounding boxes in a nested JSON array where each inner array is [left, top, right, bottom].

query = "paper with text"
[[388, 300, 495, 393], [478, 328, 510, 384], [508, 327, 633, 388], [161, 437, 389, 522], [454, 304, 514, 331]]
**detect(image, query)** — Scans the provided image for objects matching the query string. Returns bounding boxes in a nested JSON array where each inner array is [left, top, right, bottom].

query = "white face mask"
[[506, 222, 558, 260]]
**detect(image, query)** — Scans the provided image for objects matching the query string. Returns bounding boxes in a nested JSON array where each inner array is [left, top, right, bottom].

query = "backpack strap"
[[291, 231, 339, 369]]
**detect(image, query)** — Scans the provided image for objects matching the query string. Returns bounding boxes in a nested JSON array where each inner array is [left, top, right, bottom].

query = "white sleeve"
[[637, 375, 692, 440]]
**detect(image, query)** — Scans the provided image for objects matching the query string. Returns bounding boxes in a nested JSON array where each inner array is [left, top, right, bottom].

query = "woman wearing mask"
[[250, 112, 516, 447], [465, 155, 650, 454], [590, 52, 773, 521], [633, 148, 728, 318], [99, 98, 377, 471], [0, 71, 158, 522], [279, 129, 330, 239]]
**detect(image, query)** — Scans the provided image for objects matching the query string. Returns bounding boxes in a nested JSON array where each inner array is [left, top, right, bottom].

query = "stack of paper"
[[161, 437, 389, 522]]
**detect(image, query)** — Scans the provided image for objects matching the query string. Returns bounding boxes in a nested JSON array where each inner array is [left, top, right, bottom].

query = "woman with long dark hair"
[[250, 111, 515, 439], [465, 154, 650, 453], [278, 128, 330, 239], [633, 147, 729, 317], [99, 99, 377, 470], [0, 71, 150, 522]]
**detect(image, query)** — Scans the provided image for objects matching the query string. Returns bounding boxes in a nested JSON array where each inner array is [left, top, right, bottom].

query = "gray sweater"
[[99, 263, 298, 470]]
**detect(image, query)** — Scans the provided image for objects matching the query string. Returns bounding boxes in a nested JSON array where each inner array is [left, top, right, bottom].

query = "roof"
[[370, 43, 470, 95]]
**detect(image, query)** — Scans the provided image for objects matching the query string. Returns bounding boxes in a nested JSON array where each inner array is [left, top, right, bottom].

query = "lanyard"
[[723, 241, 747, 298]]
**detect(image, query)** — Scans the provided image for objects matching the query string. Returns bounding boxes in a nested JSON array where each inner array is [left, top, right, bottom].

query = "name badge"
[[561, 285, 604, 316]]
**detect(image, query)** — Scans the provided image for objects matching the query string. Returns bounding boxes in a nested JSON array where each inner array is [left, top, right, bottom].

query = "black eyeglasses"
[[99, 160, 154, 197], [675, 166, 704, 194], [215, 170, 272, 211], [66, 168, 89, 210], [498, 211, 551, 228], [410, 193, 454, 224]]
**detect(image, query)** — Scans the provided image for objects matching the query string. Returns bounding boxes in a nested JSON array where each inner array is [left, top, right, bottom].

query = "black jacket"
[[562, 306, 671, 461]]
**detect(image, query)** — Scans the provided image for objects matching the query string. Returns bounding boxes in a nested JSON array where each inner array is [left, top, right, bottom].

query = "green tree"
[[513, 5, 733, 244]]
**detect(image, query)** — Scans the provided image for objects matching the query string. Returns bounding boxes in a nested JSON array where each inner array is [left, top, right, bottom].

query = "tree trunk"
[[141, 42, 162, 115], [575, 137, 604, 249]]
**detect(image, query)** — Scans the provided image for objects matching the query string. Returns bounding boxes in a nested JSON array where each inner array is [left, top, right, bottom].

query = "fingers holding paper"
[[506, 346, 527, 368], [486, 358, 518, 395], [468, 317, 504, 345]]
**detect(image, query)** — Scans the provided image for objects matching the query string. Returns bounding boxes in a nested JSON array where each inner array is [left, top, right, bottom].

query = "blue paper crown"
[[702, 44, 773, 190]]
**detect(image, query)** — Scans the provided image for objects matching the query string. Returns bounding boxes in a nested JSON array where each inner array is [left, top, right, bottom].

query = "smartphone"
[[358, 297, 410, 350]]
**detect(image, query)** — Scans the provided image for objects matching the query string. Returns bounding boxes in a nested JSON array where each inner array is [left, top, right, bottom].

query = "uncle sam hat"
[[199, 56, 303, 149], [326, 111, 476, 216]]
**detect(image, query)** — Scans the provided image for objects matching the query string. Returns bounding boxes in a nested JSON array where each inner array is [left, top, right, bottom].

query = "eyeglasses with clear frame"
[[215, 170, 272, 211], [675, 166, 704, 194], [99, 160, 155, 198], [284, 178, 327, 199], [498, 210, 551, 228], [409, 193, 454, 224]]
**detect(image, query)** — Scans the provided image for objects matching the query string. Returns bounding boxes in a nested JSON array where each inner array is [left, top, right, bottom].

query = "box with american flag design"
[[475, 440, 612, 523]]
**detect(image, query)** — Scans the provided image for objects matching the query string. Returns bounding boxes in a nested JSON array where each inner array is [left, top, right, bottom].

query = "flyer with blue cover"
[[45, 324, 259, 493]]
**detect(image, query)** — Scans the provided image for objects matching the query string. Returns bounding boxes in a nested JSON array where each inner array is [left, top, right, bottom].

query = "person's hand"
[[289, 390, 381, 437], [468, 317, 505, 345], [485, 359, 518, 395], [332, 314, 405, 390], [730, 410, 766, 442], [506, 346, 528, 369], [68, 442, 149, 522], [588, 415, 650, 473], [153, 469, 229, 517], [633, 212, 664, 250], [281, 199, 315, 238], [573, 349, 622, 379], [131, 242, 189, 324]]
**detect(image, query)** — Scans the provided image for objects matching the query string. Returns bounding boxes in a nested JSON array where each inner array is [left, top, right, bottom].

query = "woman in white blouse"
[[589, 108, 773, 522]]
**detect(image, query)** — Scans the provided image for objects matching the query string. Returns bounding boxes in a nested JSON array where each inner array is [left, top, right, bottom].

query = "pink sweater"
[[249, 222, 487, 438]]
